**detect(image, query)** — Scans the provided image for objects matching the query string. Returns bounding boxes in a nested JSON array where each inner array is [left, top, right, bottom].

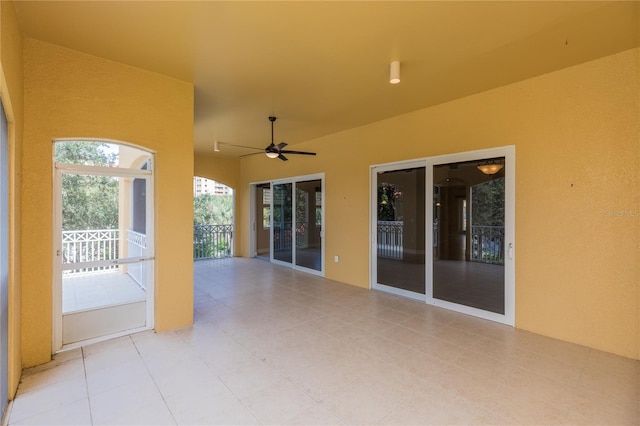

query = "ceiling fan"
[[261, 116, 316, 161], [220, 116, 316, 161]]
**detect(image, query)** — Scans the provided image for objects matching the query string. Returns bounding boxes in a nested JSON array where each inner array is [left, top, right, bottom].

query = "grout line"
[[81, 346, 94, 425], [129, 335, 179, 426]]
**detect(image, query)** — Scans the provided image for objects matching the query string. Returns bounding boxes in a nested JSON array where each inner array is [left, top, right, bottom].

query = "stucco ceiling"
[[13, 1, 640, 157]]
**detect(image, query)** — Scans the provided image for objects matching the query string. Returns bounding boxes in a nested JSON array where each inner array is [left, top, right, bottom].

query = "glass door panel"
[[376, 167, 426, 295], [272, 182, 293, 264], [255, 183, 271, 260], [295, 180, 322, 271], [432, 157, 505, 314]]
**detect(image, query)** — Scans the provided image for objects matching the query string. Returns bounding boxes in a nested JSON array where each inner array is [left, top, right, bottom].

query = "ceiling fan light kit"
[[262, 116, 316, 161]]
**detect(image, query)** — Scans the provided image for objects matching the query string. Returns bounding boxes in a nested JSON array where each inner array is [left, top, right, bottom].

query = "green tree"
[[55, 141, 117, 167], [193, 194, 233, 225], [471, 177, 504, 226], [377, 183, 398, 221], [56, 142, 119, 230]]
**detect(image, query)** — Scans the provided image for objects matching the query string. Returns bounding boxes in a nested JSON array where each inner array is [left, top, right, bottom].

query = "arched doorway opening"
[[53, 139, 154, 351]]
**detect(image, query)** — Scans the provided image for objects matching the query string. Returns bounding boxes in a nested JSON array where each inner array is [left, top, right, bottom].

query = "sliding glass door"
[[254, 183, 271, 260], [431, 157, 506, 315], [373, 163, 426, 299], [295, 179, 322, 272], [255, 174, 324, 275], [272, 183, 293, 264], [371, 148, 514, 325]]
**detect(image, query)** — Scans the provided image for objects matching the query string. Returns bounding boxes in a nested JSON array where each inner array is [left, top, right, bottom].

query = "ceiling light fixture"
[[477, 161, 504, 175], [390, 61, 401, 84], [265, 151, 279, 159], [214, 141, 220, 152]]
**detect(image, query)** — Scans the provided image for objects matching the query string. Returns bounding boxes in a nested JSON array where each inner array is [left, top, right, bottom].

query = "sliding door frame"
[[370, 160, 426, 301], [250, 172, 325, 277], [370, 146, 515, 325]]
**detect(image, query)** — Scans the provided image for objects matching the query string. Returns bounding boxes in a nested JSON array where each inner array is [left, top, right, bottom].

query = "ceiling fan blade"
[[278, 154, 288, 161], [226, 143, 264, 151], [279, 150, 316, 156], [239, 152, 264, 158], [277, 142, 288, 150]]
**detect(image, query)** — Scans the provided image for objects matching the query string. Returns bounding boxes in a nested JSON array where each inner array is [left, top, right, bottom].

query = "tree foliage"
[[55, 141, 117, 166], [377, 183, 399, 221], [193, 194, 233, 225], [471, 177, 504, 226], [56, 142, 119, 231]]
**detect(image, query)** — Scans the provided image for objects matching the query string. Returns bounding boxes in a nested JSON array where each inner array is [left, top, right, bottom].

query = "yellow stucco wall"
[[194, 153, 240, 191], [239, 48, 640, 359], [1, 0, 24, 397], [21, 39, 194, 367]]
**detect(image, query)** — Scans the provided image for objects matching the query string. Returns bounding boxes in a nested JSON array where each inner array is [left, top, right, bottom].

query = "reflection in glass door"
[[295, 180, 322, 271], [255, 183, 271, 260], [272, 182, 293, 264], [432, 157, 506, 314], [373, 165, 426, 298]]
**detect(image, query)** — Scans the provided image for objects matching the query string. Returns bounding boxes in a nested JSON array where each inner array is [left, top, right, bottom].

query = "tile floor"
[[63, 271, 145, 313], [6, 258, 640, 425]]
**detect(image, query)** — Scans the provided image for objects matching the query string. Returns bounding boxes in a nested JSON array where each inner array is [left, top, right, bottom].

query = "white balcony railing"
[[63, 226, 235, 273], [62, 229, 119, 275], [471, 225, 504, 264], [127, 230, 147, 288], [377, 221, 403, 260]]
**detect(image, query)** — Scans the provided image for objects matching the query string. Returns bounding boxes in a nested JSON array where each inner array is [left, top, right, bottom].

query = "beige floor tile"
[[85, 357, 151, 396], [17, 357, 85, 396], [8, 259, 639, 426], [89, 379, 174, 425], [191, 400, 261, 425], [218, 359, 287, 399], [284, 403, 346, 425], [396, 380, 472, 424], [392, 347, 450, 381], [163, 379, 240, 424], [451, 348, 513, 383], [9, 377, 88, 424], [82, 336, 141, 373], [9, 398, 91, 426], [438, 365, 509, 411], [322, 378, 404, 425], [287, 360, 359, 402], [241, 380, 317, 424], [376, 406, 432, 426], [148, 357, 219, 398]]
